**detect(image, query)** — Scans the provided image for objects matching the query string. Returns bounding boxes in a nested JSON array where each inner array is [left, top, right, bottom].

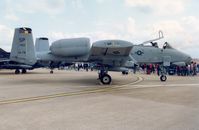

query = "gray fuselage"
[[131, 45, 192, 66]]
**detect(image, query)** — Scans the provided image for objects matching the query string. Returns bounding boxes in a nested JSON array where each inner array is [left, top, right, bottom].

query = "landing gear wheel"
[[21, 69, 27, 74], [15, 69, 20, 74], [160, 75, 167, 82], [122, 71, 128, 75], [100, 74, 112, 85], [50, 70, 53, 74]]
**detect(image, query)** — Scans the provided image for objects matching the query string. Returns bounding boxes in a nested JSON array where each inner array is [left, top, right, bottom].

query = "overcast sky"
[[0, 0, 199, 58]]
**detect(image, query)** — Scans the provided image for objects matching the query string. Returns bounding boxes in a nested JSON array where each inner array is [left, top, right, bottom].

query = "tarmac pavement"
[[0, 69, 198, 130]]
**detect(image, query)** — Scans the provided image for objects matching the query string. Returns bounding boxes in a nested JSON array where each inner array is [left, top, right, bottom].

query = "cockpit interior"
[[140, 42, 174, 49]]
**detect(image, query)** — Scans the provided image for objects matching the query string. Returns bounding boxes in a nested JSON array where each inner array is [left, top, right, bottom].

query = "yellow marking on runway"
[[0, 76, 143, 105]]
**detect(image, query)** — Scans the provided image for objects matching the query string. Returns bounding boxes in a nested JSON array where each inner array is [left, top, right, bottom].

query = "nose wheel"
[[160, 75, 167, 82]]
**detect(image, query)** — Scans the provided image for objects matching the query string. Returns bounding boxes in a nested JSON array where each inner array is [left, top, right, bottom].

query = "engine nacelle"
[[50, 38, 91, 57]]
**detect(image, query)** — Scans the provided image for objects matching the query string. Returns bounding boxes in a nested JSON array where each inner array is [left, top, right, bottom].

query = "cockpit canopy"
[[140, 42, 159, 48], [150, 42, 158, 48], [140, 41, 174, 49], [163, 42, 174, 49]]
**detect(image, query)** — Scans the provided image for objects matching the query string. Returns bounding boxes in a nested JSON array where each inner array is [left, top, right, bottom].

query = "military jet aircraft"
[[7, 27, 192, 84], [36, 31, 191, 84]]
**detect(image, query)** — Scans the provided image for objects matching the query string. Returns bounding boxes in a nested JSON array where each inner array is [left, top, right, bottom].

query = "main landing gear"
[[22, 69, 27, 74], [50, 69, 54, 74], [122, 71, 128, 75], [98, 70, 112, 85], [15, 69, 27, 74], [160, 75, 167, 82], [15, 69, 20, 74]]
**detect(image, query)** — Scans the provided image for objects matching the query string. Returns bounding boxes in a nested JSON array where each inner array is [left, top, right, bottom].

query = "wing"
[[88, 40, 133, 67]]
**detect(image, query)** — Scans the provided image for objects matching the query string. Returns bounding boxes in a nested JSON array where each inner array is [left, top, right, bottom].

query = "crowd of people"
[[139, 62, 198, 76], [64, 62, 198, 77], [74, 63, 92, 71]]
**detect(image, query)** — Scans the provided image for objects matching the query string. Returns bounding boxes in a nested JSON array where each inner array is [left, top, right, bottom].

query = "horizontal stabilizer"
[[0, 64, 33, 69]]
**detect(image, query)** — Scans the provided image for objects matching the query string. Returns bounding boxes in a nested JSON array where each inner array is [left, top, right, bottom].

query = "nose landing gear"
[[160, 65, 167, 82], [160, 75, 167, 82]]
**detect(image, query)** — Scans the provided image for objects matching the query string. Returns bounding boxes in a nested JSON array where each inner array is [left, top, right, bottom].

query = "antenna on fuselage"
[[139, 30, 164, 46]]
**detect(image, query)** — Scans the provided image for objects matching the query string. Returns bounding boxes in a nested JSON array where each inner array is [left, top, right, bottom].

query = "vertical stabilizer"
[[35, 37, 49, 52], [10, 27, 37, 65]]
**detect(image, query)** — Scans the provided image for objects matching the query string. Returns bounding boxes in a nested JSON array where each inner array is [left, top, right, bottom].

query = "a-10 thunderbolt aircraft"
[[7, 27, 192, 84]]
